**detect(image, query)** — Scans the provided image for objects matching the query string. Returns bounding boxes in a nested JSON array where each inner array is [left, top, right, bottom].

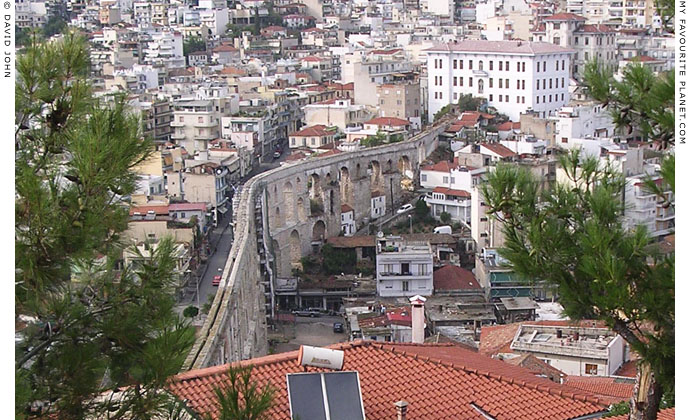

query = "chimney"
[[409, 295, 426, 344], [556, 329, 562, 338], [394, 400, 409, 420]]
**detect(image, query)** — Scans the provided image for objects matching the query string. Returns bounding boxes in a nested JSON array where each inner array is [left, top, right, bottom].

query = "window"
[[459, 60, 463, 69], [536, 80, 539, 90], [553, 23, 560, 29], [585, 364, 598, 375], [505, 79, 509, 89], [443, 176, 449, 183], [453, 92, 458, 100], [556, 60, 559, 71], [536, 96, 539, 104], [460, 77, 464, 86], [453, 59, 457, 69], [198, 116, 203, 123], [450, 177, 455, 184], [561, 137, 568, 143], [499, 61, 503, 71], [522, 96, 525, 103], [380, 99, 385, 105], [505, 61, 509, 71], [499, 95, 503, 102], [179, 116, 184, 122], [549, 94, 552, 102], [561, 77, 565, 87], [499, 79, 503, 88], [505, 95, 509, 102], [561, 93, 564, 101], [522, 62, 525, 72], [549, 79, 552, 89], [489, 78, 493, 88], [469, 77, 473, 87], [522, 80, 525, 89], [469, 60, 473, 70], [490, 60, 493, 70], [575, 36, 579, 45], [453, 76, 457, 86], [543, 95, 546, 103], [401, 263, 410, 275], [554, 36, 560, 44], [421, 174, 427, 182], [419, 264, 428, 275], [536, 62, 540, 72], [479, 60, 483, 70], [585, 52, 589, 60], [402, 281, 409, 292], [478, 79, 484, 94], [489, 94, 493, 101], [439, 92, 443, 99], [585, 37, 589, 45]]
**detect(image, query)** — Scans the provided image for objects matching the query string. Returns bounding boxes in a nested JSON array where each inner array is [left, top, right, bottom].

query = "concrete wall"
[[182, 117, 451, 370]]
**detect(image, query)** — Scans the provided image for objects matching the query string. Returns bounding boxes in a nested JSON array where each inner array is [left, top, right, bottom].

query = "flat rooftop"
[[511, 324, 617, 359]]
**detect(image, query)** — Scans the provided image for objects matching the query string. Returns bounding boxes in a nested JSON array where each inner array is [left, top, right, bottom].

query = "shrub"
[[414, 199, 429, 218], [183, 305, 199, 318], [440, 212, 451, 224]]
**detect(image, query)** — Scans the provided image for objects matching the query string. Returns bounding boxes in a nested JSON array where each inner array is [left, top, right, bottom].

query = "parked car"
[[333, 322, 344, 333], [433, 225, 452, 234], [273, 151, 281, 159], [212, 275, 221, 286], [292, 308, 322, 317], [397, 203, 413, 214]]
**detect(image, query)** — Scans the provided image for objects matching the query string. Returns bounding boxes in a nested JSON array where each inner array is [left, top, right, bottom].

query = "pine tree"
[[206, 365, 275, 420], [15, 32, 195, 419], [481, 56, 675, 418]]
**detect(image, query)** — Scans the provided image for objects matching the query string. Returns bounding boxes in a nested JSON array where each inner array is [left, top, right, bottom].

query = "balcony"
[[473, 69, 489, 77], [170, 120, 185, 127], [193, 120, 219, 128]]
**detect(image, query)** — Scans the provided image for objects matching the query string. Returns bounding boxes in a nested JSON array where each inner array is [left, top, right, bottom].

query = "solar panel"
[[286, 372, 366, 420]]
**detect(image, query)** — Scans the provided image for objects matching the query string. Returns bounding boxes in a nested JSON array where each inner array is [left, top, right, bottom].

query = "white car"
[[397, 204, 413, 214]]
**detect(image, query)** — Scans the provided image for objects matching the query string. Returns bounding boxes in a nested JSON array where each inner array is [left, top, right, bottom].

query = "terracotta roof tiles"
[[169, 341, 607, 420], [563, 376, 635, 402], [433, 264, 480, 290], [607, 407, 675, 420]]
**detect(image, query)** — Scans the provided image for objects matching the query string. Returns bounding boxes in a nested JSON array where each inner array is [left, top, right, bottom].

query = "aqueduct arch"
[[339, 166, 354, 207], [284, 181, 295, 224]]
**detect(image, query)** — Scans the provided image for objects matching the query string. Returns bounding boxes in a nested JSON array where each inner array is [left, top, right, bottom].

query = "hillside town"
[[14, 0, 676, 419]]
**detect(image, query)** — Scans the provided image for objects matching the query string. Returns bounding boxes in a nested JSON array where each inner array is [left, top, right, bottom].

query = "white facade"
[[424, 188, 472, 224], [554, 103, 616, 145], [623, 174, 674, 238], [371, 193, 386, 220], [143, 30, 185, 68], [376, 237, 434, 297], [341, 207, 355, 236], [420, 162, 485, 191], [426, 41, 574, 121]]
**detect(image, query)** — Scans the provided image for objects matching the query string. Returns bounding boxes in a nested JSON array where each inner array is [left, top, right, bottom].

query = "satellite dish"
[[376, 231, 384, 238]]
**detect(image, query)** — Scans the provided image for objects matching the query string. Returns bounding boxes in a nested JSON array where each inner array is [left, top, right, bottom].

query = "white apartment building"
[[424, 187, 472, 224], [171, 100, 220, 154], [511, 324, 626, 376], [15, 0, 47, 28], [371, 191, 386, 220], [426, 40, 574, 121], [623, 174, 674, 238], [420, 160, 486, 191], [341, 204, 355, 236], [376, 236, 434, 297], [143, 30, 186, 68], [133, 1, 152, 28], [554, 103, 616, 144], [303, 99, 373, 132]]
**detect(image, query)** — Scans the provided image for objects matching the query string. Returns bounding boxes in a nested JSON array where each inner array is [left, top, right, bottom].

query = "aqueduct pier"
[[182, 118, 452, 370]]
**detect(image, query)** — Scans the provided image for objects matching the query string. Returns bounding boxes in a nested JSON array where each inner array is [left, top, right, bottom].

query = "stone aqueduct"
[[182, 119, 452, 370]]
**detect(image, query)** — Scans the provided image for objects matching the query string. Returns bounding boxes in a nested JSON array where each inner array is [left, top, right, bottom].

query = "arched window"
[[478, 79, 484, 94], [478, 60, 484, 71]]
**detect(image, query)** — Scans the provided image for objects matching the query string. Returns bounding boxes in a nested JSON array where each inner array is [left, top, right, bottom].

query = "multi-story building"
[[289, 125, 337, 150], [342, 49, 416, 108], [138, 97, 174, 146], [167, 161, 230, 225], [420, 160, 486, 191], [376, 81, 422, 130], [623, 173, 674, 238], [426, 40, 574, 121], [341, 204, 355, 236], [303, 98, 373, 132], [142, 30, 186, 68], [542, 13, 617, 79], [133, 1, 152, 28], [424, 187, 472, 224], [510, 324, 626, 376], [171, 100, 221, 154], [376, 235, 434, 297], [16, 0, 47, 28], [553, 102, 617, 144]]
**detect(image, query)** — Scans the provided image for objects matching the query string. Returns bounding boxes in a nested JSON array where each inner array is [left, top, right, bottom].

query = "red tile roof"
[[370, 48, 403, 55], [607, 407, 675, 420], [421, 160, 460, 173], [614, 360, 638, 378], [365, 117, 411, 127], [431, 186, 471, 198], [169, 202, 208, 212], [169, 341, 607, 420], [301, 55, 323, 62], [426, 40, 575, 55], [290, 124, 334, 137], [580, 24, 614, 33], [482, 143, 517, 158], [341, 204, 354, 213], [630, 55, 664, 63], [213, 44, 238, 53], [433, 264, 480, 290], [544, 13, 586, 21], [563, 376, 634, 402], [129, 205, 169, 216], [497, 121, 521, 131]]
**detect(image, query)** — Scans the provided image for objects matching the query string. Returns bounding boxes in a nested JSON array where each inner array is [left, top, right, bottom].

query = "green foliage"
[[481, 151, 675, 415], [43, 15, 67, 37], [15, 33, 195, 419], [361, 131, 387, 147], [183, 305, 200, 318], [15, 26, 33, 47], [456, 93, 483, 113], [207, 364, 274, 420], [202, 302, 212, 315], [433, 103, 453, 121], [603, 401, 630, 417], [321, 244, 357, 274], [440, 212, 451, 224], [183, 35, 206, 56], [583, 60, 674, 147], [227, 23, 257, 38], [414, 198, 430, 218], [310, 199, 324, 215]]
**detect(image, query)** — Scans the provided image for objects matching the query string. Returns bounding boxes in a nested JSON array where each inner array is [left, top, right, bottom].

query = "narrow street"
[[176, 153, 288, 316]]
